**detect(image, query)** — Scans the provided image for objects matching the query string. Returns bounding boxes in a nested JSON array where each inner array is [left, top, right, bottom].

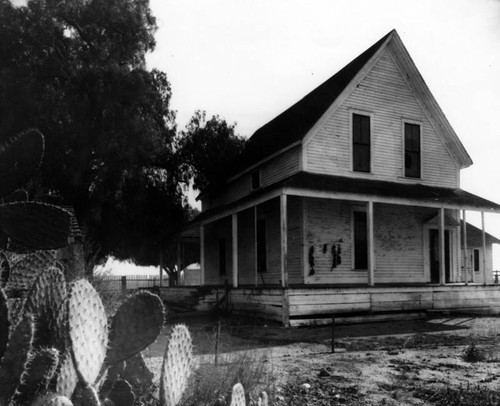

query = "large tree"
[[178, 110, 246, 195], [0, 0, 187, 272]]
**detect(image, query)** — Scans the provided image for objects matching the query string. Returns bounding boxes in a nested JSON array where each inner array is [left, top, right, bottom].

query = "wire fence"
[[97, 275, 161, 291]]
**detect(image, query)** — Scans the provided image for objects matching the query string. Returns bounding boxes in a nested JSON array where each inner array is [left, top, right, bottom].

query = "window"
[[218, 238, 226, 275], [352, 113, 371, 173], [256, 218, 267, 272], [353, 211, 368, 269], [251, 171, 261, 190], [473, 249, 480, 272], [404, 122, 421, 178]]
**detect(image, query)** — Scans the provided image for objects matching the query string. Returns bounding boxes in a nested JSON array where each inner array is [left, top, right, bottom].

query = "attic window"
[[404, 122, 421, 178], [251, 171, 261, 190], [352, 113, 371, 173]]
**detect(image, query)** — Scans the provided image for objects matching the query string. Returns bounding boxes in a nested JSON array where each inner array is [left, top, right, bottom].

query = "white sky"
[[146, 0, 500, 269]]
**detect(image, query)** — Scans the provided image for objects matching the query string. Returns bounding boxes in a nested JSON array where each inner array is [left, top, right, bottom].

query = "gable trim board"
[[229, 29, 471, 186]]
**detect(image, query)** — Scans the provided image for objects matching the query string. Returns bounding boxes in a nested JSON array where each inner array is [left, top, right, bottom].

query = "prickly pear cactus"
[[55, 349, 79, 398], [230, 383, 246, 406], [159, 324, 193, 406], [77, 383, 101, 406], [108, 379, 135, 406], [32, 393, 74, 406], [0, 287, 8, 360], [0, 312, 34, 405], [11, 346, 59, 405], [0, 128, 44, 199], [67, 279, 108, 385], [0, 202, 71, 251], [7, 297, 25, 327], [258, 391, 268, 406], [106, 291, 165, 365], [5, 250, 58, 292], [24, 266, 68, 348]]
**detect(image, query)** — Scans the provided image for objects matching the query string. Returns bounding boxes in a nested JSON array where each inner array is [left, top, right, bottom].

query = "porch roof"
[[193, 172, 500, 225]]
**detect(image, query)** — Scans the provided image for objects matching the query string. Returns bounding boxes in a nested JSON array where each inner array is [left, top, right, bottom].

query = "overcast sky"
[[146, 0, 500, 268]]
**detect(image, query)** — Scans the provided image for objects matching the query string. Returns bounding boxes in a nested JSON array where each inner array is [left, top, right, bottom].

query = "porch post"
[[232, 213, 238, 288], [367, 201, 375, 286], [280, 194, 288, 288], [463, 210, 468, 285], [254, 205, 258, 286], [439, 207, 445, 285], [176, 240, 182, 286], [200, 225, 205, 285], [482, 211, 487, 285]]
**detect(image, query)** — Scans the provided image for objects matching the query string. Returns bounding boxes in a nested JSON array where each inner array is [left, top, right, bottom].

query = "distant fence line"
[[96, 275, 161, 291]]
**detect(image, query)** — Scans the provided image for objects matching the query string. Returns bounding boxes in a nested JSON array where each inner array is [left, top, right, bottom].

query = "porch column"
[[482, 211, 487, 285], [176, 240, 182, 286], [439, 207, 446, 285], [200, 225, 205, 285], [462, 210, 468, 284], [254, 205, 258, 286], [367, 201, 375, 286], [232, 213, 238, 288], [280, 194, 288, 288]]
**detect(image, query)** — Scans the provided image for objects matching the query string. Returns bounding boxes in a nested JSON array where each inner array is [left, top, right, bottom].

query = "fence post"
[[331, 317, 335, 354], [214, 320, 221, 366], [121, 275, 127, 293]]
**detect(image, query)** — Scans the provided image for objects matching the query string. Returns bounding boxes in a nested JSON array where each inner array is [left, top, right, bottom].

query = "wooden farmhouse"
[[169, 30, 500, 326]]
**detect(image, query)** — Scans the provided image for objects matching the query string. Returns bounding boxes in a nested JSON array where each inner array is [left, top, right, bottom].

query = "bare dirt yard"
[[143, 314, 500, 405]]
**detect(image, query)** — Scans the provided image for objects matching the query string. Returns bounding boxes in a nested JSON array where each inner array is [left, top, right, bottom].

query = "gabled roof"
[[233, 29, 472, 177]]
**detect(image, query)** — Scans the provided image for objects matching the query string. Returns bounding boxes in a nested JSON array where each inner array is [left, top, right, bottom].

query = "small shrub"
[[463, 344, 486, 363], [415, 383, 500, 406], [180, 352, 274, 406]]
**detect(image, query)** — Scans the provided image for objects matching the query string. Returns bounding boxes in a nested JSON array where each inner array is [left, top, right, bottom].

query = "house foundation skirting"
[[159, 285, 500, 326]]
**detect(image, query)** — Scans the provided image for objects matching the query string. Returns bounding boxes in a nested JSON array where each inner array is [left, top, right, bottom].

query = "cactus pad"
[[109, 379, 135, 406], [0, 313, 34, 405], [0, 128, 45, 199], [55, 349, 79, 398], [7, 297, 25, 327], [24, 267, 67, 349], [258, 391, 268, 406], [67, 279, 108, 385], [76, 384, 100, 406], [0, 202, 71, 250], [0, 287, 8, 360], [6, 250, 58, 292], [32, 393, 73, 406], [230, 383, 246, 406], [107, 291, 164, 364], [11, 347, 59, 405], [159, 324, 193, 406]]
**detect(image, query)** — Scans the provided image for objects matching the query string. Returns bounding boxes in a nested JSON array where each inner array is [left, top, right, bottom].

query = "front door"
[[429, 229, 450, 283]]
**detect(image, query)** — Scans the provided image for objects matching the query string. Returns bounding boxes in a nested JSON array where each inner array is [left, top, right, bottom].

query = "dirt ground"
[[143, 314, 500, 405]]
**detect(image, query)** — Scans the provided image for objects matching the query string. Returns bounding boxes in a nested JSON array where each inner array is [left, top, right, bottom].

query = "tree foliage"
[[0, 0, 187, 270], [178, 110, 246, 194]]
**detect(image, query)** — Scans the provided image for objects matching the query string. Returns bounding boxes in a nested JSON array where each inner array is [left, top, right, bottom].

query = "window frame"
[[349, 110, 373, 174], [402, 119, 423, 179], [473, 248, 481, 273], [351, 206, 368, 271]]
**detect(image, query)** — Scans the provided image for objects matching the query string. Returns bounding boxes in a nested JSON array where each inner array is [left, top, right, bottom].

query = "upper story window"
[[404, 122, 421, 178], [251, 171, 261, 190], [352, 113, 371, 173]]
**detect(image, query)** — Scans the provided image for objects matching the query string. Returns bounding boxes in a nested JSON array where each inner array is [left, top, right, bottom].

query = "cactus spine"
[[159, 324, 193, 406]]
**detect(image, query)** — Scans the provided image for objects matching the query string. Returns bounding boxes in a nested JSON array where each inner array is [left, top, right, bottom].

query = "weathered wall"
[[304, 198, 459, 284], [305, 46, 459, 188], [204, 217, 233, 286]]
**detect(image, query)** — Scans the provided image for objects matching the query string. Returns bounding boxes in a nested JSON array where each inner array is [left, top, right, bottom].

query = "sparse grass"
[[180, 351, 275, 406], [415, 383, 500, 406]]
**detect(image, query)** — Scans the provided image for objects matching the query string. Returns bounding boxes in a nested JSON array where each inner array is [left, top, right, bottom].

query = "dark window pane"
[[473, 249, 480, 272], [353, 114, 370, 172], [404, 123, 420, 178], [219, 239, 226, 275], [256, 219, 267, 272], [354, 211, 368, 269]]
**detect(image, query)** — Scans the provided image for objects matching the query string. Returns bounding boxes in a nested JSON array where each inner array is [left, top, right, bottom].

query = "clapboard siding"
[[305, 47, 458, 188], [304, 198, 462, 284], [204, 217, 233, 285], [257, 198, 282, 285], [207, 145, 301, 209], [231, 288, 284, 321], [237, 207, 256, 285], [287, 196, 303, 284]]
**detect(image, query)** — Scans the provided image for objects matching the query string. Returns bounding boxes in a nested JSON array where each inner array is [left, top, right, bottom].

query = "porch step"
[[289, 312, 426, 327]]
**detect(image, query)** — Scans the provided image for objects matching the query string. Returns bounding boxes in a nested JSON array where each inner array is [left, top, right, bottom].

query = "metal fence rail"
[[97, 275, 160, 291]]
